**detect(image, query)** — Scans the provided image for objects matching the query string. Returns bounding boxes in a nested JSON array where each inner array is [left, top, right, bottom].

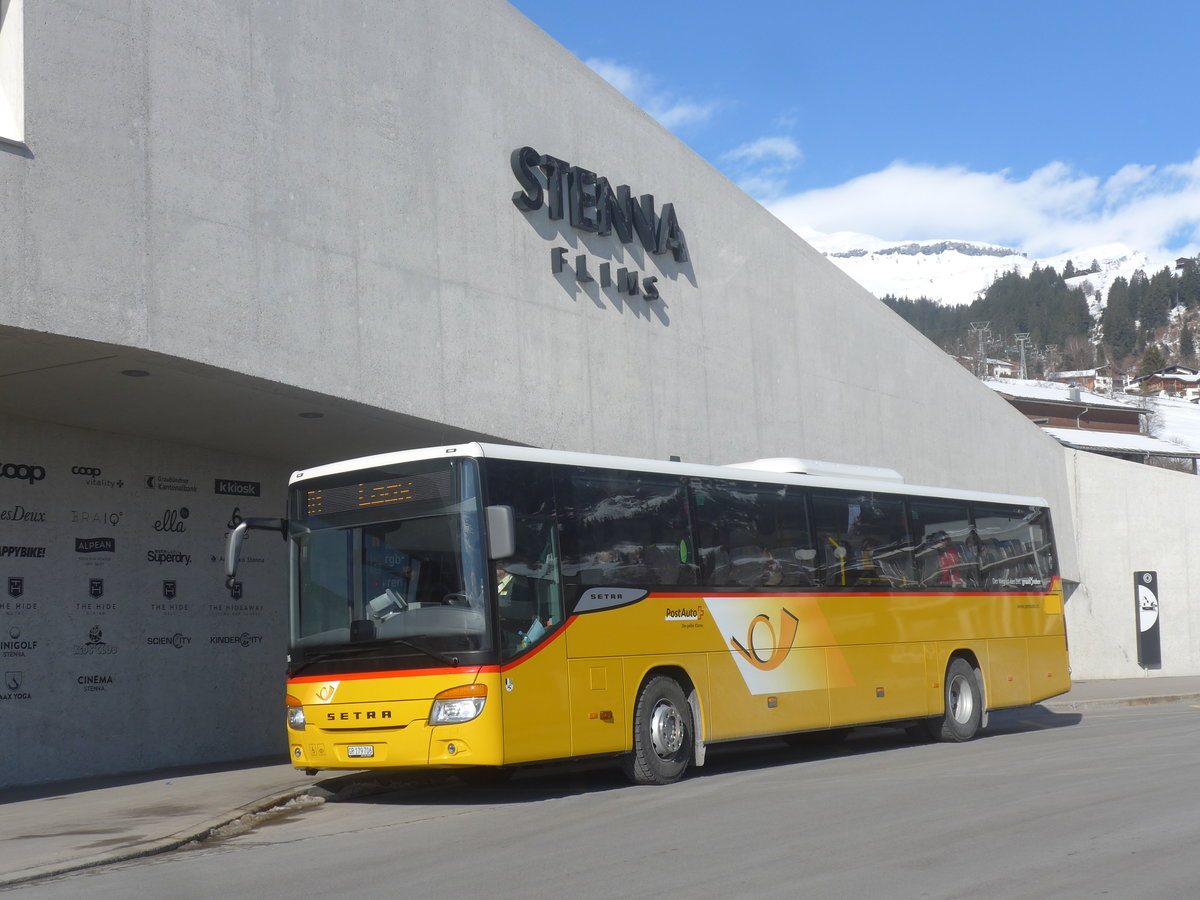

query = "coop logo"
[[75, 537, 116, 554], [1, 545, 47, 559], [0, 505, 47, 524], [153, 507, 189, 533], [210, 632, 263, 647], [74, 465, 124, 489], [1, 463, 45, 484], [146, 632, 191, 649], [215, 478, 260, 497], [147, 550, 191, 566], [144, 475, 197, 493], [73, 625, 117, 656]]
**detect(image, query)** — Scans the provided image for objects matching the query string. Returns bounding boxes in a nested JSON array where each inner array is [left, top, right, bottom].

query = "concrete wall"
[[0, 413, 290, 787], [1064, 450, 1200, 679]]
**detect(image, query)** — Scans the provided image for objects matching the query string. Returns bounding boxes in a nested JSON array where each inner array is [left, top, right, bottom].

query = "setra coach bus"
[[226, 443, 1069, 785]]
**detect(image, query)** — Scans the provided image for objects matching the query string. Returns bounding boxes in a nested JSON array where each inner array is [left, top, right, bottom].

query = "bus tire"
[[930, 657, 983, 742], [623, 675, 693, 785]]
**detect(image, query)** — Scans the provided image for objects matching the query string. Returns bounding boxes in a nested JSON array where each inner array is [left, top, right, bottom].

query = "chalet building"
[[1048, 365, 1124, 393], [1128, 366, 1200, 400], [985, 379, 1200, 469]]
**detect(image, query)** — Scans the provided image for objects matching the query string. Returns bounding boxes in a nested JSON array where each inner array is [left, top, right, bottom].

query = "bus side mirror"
[[486, 505, 516, 560], [225, 517, 287, 592]]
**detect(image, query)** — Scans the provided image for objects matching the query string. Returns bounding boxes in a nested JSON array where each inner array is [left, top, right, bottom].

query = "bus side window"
[[909, 499, 975, 589], [973, 503, 1055, 591], [692, 479, 814, 589], [556, 467, 697, 608]]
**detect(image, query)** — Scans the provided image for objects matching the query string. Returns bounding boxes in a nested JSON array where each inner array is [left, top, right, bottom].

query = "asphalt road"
[[10, 702, 1200, 899]]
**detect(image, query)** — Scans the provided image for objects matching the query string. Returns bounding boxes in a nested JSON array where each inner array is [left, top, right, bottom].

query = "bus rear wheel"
[[928, 657, 983, 742], [623, 675, 693, 785]]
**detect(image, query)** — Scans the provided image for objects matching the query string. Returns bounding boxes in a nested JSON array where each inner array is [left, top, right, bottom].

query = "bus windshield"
[[290, 458, 491, 663]]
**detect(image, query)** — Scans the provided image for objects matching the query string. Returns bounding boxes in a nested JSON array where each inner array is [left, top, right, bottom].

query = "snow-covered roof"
[[982, 378, 1138, 413], [1044, 427, 1200, 459]]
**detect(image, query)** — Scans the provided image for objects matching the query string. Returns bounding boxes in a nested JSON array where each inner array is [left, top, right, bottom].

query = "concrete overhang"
[[0, 325, 506, 467]]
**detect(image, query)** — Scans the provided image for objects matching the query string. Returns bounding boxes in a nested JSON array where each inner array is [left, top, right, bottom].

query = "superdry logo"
[[75, 537, 116, 554], [1, 463, 45, 484], [210, 632, 263, 647], [1, 546, 47, 559], [0, 505, 47, 524], [215, 479, 260, 497], [147, 550, 191, 566]]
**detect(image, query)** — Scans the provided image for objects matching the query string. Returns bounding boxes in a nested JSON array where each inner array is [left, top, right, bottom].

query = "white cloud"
[[722, 136, 803, 201], [585, 57, 717, 131], [765, 155, 1200, 260], [724, 137, 803, 166]]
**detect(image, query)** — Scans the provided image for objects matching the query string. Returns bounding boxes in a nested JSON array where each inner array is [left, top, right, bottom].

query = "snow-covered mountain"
[[806, 230, 1164, 309]]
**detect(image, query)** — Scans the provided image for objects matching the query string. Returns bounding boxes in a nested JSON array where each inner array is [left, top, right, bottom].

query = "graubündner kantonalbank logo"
[[511, 146, 689, 301]]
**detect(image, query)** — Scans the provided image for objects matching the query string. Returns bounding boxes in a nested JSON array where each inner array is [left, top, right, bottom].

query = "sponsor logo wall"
[[0, 414, 290, 788]]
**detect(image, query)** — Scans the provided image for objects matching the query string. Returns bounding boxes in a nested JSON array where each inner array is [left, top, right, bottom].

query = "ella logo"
[[729, 608, 799, 671]]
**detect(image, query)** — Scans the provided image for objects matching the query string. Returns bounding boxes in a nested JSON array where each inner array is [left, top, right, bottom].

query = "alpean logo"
[[75, 537, 116, 554]]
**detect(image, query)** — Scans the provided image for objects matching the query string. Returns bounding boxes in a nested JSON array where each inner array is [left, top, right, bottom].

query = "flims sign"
[[511, 146, 688, 301]]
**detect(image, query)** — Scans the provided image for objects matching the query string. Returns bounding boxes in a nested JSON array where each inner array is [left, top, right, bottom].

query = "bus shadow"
[[315, 708, 1082, 806]]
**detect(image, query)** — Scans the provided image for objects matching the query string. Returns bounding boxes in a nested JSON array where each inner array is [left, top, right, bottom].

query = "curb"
[[1040, 692, 1200, 713], [0, 786, 317, 890]]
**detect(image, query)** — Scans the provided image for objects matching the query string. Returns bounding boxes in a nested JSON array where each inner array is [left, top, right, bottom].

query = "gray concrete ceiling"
[[0, 326, 504, 468]]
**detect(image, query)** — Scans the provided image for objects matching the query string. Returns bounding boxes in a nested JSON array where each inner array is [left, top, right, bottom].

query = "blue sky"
[[509, 1, 1200, 258]]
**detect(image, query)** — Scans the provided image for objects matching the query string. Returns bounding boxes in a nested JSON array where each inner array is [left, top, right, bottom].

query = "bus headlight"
[[286, 694, 306, 731], [430, 683, 487, 725]]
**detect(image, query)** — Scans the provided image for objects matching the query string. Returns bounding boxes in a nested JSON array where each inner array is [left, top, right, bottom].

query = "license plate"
[[347, 745, 375, 759]]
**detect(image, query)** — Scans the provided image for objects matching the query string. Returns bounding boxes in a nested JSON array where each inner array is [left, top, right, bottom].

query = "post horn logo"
[[729, 608, 800, 671]]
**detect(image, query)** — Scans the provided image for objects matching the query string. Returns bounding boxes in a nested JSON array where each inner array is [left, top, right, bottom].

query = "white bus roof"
[[290, 443, 1050, 509]]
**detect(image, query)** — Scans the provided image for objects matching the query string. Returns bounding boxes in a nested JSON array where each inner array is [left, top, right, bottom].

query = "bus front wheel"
[[929, 657, 983, 742], [623, 675, 693, 786]]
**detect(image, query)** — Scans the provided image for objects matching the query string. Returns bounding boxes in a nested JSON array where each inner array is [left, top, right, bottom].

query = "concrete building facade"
[[0, 1, 1191, 787]]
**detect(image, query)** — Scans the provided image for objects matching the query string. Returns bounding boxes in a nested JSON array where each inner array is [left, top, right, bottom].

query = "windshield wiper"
[[289, 637, 460, 675], [287, 647, 363, 677], [393, 638, 459, 668]]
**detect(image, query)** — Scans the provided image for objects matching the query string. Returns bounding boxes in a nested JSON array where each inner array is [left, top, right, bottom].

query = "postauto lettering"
[[1, 464, 46, 484]]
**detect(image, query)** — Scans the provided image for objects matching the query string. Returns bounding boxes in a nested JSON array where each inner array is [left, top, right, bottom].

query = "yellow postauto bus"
[[226, 443, 1069, 785]]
